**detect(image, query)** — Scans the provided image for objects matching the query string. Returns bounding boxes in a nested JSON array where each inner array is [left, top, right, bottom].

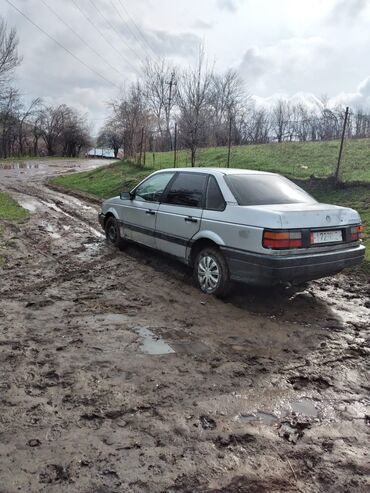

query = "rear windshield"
[[225, 174, 317, 206]]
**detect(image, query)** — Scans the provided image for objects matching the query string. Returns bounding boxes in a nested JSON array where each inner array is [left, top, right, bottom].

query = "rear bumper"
[[98, 212, 105, 229], [221, 244, 366, 286]]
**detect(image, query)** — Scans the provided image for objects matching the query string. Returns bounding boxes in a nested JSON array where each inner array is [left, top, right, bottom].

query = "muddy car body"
[[99, 168, 365, 295]]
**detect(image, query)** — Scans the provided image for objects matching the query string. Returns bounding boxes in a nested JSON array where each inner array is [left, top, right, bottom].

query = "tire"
[[105, 216, 126, 249], [194, 247, 231, 297]]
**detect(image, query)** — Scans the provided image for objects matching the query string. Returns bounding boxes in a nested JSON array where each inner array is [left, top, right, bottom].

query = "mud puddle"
[[134, 326, 175, 355], [239, 411, 278, 425], [238, 398, 319, 427], [0, 161, 39, 169]]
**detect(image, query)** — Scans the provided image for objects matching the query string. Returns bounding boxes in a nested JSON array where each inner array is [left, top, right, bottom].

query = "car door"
[[117, 171, 175, 248], [155, 172, 207, 259]]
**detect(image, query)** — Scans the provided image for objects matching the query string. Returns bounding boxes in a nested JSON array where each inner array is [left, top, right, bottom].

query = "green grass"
[[52, 138, 370, 193], [0, 194, 29, 268], [51, 161, 152, 199], [142, 138, 370, 182], [0, 192, 29, 222]]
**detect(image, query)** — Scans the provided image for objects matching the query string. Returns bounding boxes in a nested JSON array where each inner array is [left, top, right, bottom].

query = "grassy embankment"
[[51, 138, 370, 271], [0, 192, 29, 266]]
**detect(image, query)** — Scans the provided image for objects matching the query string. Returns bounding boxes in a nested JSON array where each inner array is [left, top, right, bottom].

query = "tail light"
[[350, 224, 364, 241], [263, 230, 303, 249]]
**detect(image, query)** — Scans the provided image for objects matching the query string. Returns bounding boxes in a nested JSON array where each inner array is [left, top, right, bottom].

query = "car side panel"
[[155, 204, 203, 259], [116, 198, 160, 248]]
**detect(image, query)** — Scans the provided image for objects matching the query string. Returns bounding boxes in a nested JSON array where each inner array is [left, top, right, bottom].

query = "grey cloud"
[[331, 77, 370, 108], [146, 30, 201, 58], [216, 0, 238, 12], [240, 47, 269, 81], [192, 19, 213, 30], [328, 0, 368, 22]]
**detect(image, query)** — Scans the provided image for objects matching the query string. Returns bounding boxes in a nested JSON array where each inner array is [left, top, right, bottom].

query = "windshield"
[[225, 174, 317, 206]]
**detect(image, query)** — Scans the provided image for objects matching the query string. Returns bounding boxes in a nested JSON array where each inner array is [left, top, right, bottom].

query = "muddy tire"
[[194, 247, 231, 297], [105, 216, 126, 249]]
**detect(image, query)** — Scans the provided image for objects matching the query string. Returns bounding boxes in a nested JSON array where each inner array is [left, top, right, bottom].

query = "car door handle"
[[185, 216, 198, 223], [145, 210, 156, 215]]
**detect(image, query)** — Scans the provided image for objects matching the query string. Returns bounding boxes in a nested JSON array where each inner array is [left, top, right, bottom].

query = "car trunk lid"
[[243, 203, 360, 229]]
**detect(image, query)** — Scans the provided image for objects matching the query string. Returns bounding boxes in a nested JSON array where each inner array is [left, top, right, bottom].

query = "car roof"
[[154, 167, 277, 176]]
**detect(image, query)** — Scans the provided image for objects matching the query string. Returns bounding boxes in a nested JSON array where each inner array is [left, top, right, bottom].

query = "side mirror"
[[120, 192, 133, 200]]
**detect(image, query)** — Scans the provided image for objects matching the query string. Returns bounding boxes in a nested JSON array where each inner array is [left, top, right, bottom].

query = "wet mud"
[[0, 160, 369, 492]]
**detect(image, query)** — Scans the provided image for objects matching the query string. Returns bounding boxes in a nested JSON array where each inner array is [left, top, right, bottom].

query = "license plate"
[[311, 230, 342, 244]]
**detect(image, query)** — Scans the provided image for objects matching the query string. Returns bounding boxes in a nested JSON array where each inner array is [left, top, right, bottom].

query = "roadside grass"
[[0, 192, 29, 267], [0, 192, 29, 222], [136, 138, 370, 182], [51, 161, 153, 199]]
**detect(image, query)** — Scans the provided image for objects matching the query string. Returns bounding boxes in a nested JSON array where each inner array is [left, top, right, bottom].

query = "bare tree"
[[0, 87, 21, 158], [61, 107, 91, 157], [97, 119, 124, 158], [112, 83, 149, 159], [207, 69, 245, 147], [16, 98, 42, 155], [143, 59, 177, 151], [0, 18, 21, 92], [272, 99, 291, 142], [177, 49, 213, 166]]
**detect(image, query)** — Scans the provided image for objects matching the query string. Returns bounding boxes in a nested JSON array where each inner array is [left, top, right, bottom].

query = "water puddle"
[[0, 162, 39, 170], [43, 222, 61, 239], [17, 197, 42, 212], [76, 242, 104, 260], [99, 314, 129, 324], [171, 341, 209, 354], [287, 398, 318, 418], [238, 398, 319, 427], [134, 326, 175, 355], [239, 412, 278, 425]]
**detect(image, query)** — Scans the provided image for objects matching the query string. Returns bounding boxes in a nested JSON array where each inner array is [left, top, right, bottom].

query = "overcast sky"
[[2, 0, 370, 135]]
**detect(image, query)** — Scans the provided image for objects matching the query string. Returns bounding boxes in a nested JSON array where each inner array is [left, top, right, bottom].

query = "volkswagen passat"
[[98, 168, 365, 296]]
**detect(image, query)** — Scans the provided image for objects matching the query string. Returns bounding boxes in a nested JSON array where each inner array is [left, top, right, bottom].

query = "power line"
[[70, 0, 141, 77], [5, 0, 119, 88], [87, 0, 147, 68], [118, 0, 159, 62], [110, 1, 153, 65], [39, 0, 124, 78]]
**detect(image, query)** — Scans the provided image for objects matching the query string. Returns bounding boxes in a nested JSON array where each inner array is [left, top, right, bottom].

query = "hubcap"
[[198, 255, 220, 293]]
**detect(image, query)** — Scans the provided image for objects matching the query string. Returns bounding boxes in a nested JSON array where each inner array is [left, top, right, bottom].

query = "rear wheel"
[[105, 216, 126, 249], [194, 247, 231, 297]]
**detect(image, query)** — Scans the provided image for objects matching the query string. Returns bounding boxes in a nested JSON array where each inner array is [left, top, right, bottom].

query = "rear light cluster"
[[263, 230, 302, 249], [351, 225, 364, 241]]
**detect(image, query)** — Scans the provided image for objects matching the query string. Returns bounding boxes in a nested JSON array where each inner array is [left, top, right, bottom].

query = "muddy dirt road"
[[0, 159, 369, 492]]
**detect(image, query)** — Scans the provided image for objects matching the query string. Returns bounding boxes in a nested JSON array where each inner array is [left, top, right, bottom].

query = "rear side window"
[[225, 174, 317, 206], [206, 176, 225, 210], [164, 172, 207, 208]]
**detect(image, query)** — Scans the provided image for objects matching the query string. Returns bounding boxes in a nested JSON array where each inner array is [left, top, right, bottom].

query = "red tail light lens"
[[263, 230, 303, 249], [350, 224, 364, 241]]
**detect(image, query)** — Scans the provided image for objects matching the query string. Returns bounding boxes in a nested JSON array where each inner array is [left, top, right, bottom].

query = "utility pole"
[[166, 71, 176, 150], [139, 126, 144, 166], [227, 115, 232, 168], [335, 106, 349, 184], [173, 122, 177, 167]]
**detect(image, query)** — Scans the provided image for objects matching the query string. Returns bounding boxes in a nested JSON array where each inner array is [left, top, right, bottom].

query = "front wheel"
[[194, 247, 231, 297], [105, 216, 126, 249]]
